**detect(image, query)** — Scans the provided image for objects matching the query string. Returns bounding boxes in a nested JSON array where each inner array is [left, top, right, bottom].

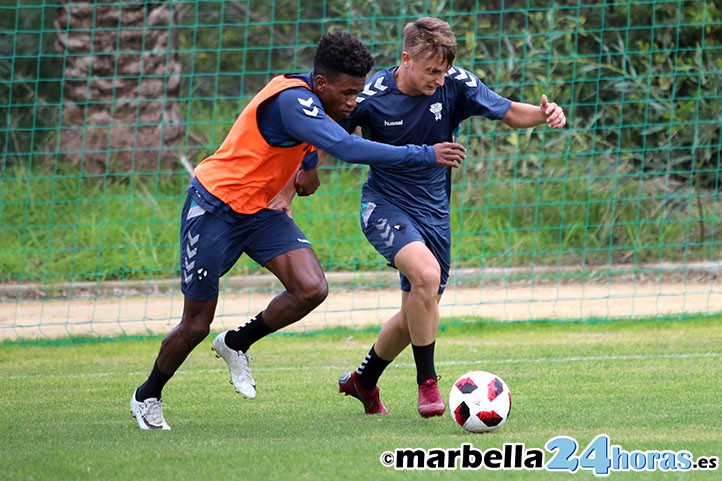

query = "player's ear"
[[314, 74, 327, 93]]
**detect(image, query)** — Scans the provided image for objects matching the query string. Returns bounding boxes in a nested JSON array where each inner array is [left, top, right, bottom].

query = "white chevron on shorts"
[[374, 218, 395, 247], [183, 230, 200, 284]]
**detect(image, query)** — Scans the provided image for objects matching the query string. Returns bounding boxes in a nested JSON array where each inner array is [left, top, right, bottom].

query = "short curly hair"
[[313, 31, 375, 80]]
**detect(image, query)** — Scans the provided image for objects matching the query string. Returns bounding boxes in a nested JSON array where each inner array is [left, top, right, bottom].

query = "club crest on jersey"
[[430, 102, 443, 121]]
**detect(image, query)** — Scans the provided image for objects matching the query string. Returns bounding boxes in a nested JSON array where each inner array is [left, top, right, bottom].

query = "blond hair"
[[402, 17, 457, 66]]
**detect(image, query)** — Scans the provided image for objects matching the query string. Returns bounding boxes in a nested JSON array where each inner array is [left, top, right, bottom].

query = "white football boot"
[[212, 331, 256, 399], [130, 394, 171, 430]]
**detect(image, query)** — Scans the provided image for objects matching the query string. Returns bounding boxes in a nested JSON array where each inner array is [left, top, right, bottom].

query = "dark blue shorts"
[[179, 194, 313, 301], [360, 199, 451, 294]]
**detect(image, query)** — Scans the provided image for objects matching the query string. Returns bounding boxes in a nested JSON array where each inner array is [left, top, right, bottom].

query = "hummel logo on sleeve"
[[447, 67, 478, 88], [372, 77, 388, 92], [297, 96, 319, 117], [358, 77, 388, 103]]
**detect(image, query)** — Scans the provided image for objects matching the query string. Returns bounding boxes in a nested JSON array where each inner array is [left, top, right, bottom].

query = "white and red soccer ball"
[[449, 370, 512, 433]]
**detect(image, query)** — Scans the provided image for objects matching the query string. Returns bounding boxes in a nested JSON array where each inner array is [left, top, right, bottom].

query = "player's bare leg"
[[137, 297, 218, 395], [344, 242, 445, 416], [393, 241, 441, 350], [159, 298, 218, 374], [215, 247, 328, 397], [374, 307, 411, 360], [261, 248, 329, 330], [132, 297, 217, 429], [393, 241, 446, 417]]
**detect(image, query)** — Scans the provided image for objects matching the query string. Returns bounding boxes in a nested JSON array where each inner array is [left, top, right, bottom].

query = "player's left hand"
[[540, 94, 567, 129], [268, 187, 294, 218], [295, 168, 321, 196]]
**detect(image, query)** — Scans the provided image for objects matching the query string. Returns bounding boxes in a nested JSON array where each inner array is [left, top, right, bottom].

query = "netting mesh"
[[1, 1, 721, 339]]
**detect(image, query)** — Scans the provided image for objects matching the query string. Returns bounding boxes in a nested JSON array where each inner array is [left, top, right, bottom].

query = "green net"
[[1, 0, 721, 340]]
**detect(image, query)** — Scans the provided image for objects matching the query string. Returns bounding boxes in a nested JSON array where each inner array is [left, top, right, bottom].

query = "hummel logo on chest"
[[384, 120, 403, 126]]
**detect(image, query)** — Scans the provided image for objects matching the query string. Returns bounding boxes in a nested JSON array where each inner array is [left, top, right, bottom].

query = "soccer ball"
[[449, 370, 512, 433]]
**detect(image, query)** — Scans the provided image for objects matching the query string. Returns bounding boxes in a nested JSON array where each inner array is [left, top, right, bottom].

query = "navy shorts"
[[179, 194, 313, 301], [360, 198, 451, 294]]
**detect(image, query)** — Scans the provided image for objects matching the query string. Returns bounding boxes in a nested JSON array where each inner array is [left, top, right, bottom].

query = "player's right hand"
[[432, 142, 466, 168]]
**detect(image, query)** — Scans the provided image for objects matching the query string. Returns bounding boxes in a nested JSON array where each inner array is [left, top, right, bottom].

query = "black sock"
[[412, 341, 437, 385], [355, 345, 392, 389], [224, 312, 275, 353], [135, 360, 172, 401]]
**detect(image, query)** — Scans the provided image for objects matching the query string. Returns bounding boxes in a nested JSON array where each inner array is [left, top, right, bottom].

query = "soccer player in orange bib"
[[130, 31, 466, 430]]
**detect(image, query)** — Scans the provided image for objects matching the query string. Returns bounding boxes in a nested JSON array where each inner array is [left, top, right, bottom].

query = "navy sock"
[[355, 345, 392, 389], [412, 341, 437, 385], [135, 360, 172, 401], [224, 312, 275, 353]]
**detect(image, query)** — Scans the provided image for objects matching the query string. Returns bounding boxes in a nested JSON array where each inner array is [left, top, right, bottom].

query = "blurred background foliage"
[[2, 0, 720, 188]]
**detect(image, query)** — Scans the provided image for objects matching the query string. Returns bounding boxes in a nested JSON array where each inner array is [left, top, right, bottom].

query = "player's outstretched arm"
[[502, 94, 567, 129], [278, 88, 464, 168], [432, 142, 466, 168]]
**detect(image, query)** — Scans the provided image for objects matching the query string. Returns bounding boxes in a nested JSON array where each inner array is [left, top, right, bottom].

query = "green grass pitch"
[[1, 315, 720, 480]]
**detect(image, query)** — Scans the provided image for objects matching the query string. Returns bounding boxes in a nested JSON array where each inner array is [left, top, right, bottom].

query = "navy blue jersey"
[[340, 66, 512, 223]]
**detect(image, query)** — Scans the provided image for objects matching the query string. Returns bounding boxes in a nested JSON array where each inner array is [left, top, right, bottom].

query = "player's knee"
[[178, 315, 212, 344], [296, 277, 328, 308], [409, 266, 441, 297], [186, 323, 211, 344]]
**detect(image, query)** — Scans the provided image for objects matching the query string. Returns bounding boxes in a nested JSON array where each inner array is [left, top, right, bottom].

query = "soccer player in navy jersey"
[[330, 17, 567, 417], [129, 31, 466, 430]]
